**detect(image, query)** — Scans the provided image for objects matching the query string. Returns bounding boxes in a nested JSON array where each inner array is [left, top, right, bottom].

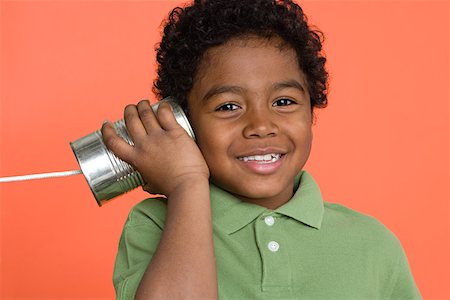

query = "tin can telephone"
[[0, 98, 195, 206]]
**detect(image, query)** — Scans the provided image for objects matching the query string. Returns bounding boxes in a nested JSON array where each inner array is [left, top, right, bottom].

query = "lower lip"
[[237, 155, 285, 175]]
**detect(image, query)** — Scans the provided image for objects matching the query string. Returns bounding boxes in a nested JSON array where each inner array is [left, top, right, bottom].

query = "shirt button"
[[268, 241, 280, 252], [264, 216, 275, 226]]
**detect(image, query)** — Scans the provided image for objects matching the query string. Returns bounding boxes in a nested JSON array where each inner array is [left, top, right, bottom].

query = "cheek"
[[195, 129, 241, 178], [304, 127, 313, 149], [291, 124, 313, 155], [194, 125, 229, 163], [304, 132, 313, 157], [305, 126, 313, 146], [304, 130, 313, 161]]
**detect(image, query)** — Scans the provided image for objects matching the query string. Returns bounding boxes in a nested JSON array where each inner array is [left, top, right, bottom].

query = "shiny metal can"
[[70, 98, 195, 206]]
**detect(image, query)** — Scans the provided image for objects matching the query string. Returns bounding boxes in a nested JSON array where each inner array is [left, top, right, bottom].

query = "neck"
[[231, 184, 294, 210]]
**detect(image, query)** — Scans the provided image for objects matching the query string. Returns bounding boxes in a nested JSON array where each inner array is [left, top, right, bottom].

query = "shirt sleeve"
[[387, 245, 422, 300], [112, 199, 166, 300]]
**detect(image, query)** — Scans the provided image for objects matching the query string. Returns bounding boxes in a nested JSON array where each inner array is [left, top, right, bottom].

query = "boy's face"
[[187, 36, 312, 209]]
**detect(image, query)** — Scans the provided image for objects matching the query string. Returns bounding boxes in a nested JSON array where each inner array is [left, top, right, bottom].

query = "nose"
[[242, 108, 279, 138]]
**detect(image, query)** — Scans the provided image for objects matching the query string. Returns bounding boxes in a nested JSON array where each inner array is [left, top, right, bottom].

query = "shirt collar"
[[210, 170, 324, 234], [275, 171, 324, 229]]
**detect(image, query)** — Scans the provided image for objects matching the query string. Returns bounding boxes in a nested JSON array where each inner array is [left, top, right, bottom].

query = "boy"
[[102, 0, 421, 299]]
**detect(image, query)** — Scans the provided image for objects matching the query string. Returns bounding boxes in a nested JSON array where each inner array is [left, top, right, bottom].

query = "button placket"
[[262, 214, 279, 253], [255, 213, 291, 289]]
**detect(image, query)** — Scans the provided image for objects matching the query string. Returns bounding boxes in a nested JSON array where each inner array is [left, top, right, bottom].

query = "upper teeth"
[[239, 153, 281, 162]]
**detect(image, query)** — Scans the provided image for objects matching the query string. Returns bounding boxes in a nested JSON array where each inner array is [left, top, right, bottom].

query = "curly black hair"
[[153, 0, 328, 112]]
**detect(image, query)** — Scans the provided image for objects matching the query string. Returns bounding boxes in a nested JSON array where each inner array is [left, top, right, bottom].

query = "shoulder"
[[114, 198, 167, 299], [124, 197, 168, 229], [324, 201, 394, 234], [323, 202, 403, 253], [321, 203, 421, 298]]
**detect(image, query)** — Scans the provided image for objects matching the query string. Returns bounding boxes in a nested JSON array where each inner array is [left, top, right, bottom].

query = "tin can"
[[70, 98, 195, 206]]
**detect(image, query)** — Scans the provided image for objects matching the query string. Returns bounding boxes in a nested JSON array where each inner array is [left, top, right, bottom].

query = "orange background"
[[1, 0, 449, 299]]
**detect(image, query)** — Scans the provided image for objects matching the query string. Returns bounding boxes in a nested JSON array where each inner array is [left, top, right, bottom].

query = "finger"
[[101, 121, 135, 164], [157, 101, 183, 131], [124, 104, 147, 139], [137, 100, 160, 134]]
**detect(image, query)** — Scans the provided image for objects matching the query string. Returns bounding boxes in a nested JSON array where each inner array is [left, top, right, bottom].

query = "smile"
[[238, 153, 282, 163]]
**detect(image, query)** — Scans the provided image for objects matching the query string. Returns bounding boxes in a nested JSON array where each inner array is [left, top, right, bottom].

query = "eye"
[[216, 103, 240, 111], [273, 98, 296, 107]]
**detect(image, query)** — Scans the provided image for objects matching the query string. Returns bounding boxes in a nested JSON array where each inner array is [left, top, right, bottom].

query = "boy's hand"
[[101, 100, 209, 196]]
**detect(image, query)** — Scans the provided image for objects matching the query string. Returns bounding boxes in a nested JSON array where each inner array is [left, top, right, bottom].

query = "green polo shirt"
[[113, 171, 421, 299]]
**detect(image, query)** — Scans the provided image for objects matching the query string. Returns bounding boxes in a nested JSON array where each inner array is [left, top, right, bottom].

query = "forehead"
[[192, 35, 307, 93], [198, 35, 300, 73]]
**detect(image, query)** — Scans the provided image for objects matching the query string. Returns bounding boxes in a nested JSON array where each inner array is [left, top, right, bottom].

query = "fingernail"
[[162, 101, 174, 111]]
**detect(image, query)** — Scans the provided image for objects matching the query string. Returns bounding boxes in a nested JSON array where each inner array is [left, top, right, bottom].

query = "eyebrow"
[[202, 85, 245, 103], [272, 80, 306, 93], [201, 79, 306, 103]]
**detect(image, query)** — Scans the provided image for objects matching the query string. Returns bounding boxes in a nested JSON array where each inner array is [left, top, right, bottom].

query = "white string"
[[0, 170, 82, 183]]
